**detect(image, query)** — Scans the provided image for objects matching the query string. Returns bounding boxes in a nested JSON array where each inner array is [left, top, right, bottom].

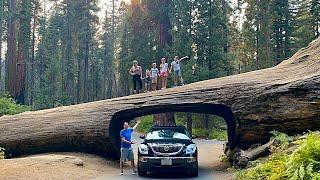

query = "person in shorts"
[[143, 69, 152, 92], [119, 122, 137, 175], [170, 56, 188, 87], [129, 60, 142, 94], [159, 58, 169, 89], [150, 63, 159, 91]]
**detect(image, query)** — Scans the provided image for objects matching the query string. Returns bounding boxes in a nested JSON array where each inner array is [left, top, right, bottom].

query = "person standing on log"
[[129, 60, 142, 94], [143, 69, 151, 92], [170, 56, 188, 87], [119, 122, 137, 175], [150, 62, 159, 91], [159, 58, 169, 89]]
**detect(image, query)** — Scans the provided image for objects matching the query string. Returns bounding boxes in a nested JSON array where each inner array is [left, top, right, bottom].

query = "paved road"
[[94, 132, 234, 180]]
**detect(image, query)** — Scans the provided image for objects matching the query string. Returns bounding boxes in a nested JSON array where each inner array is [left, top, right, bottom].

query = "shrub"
[[270, 130, 292, 146], [209, 128, 227, 140], [0, 94, 30, 116], [136, 115, 153, 133], [285, 132, 320, 179], [193, 128, 227, 140], [236, 132, 320, 180], [0, 147, 5, 159], [192, 128, 209, 138]]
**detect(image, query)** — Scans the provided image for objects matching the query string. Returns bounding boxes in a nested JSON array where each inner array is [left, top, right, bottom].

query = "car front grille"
[[148, 143, 184, 155]]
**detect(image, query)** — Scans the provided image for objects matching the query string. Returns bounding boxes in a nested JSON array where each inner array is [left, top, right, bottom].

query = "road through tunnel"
[[108, 103, 237, 157]]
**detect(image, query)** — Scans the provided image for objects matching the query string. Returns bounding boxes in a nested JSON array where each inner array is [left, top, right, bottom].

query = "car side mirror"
[[192, 135, 198, 139], [140, 134, 146, 139]]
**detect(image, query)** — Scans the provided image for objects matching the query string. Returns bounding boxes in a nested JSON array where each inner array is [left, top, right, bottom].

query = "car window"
[[146, 129, 190, 140]]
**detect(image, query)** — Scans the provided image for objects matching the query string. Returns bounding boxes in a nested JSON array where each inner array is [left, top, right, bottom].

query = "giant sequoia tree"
[[7, 0, 19, 101]]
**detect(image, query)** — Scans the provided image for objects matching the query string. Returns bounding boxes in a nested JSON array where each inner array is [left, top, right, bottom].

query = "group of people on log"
[[129, 55, 189, 94]]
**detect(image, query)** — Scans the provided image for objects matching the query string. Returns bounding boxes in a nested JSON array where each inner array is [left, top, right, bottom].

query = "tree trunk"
[[0, 38, 320, 161], [16, 1, 32, 104], [203, 114, 210, 130], [28, 6, 36, 106], [7, 0, 18, 99], [0, 0, 3, 93], [186, 113, 193, 136], [153, 113, 176, 126], [65, 2, 74, 105]]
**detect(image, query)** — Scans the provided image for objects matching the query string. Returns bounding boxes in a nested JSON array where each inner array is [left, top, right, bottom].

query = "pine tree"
[[293, 0, 317, 50], [0, 0, 4, 92], [271, 0, 295, 64], [310, 0, 320, 37]]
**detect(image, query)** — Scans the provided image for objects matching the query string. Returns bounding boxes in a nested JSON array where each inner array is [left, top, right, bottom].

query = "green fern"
[[237, 132, 320, 180]]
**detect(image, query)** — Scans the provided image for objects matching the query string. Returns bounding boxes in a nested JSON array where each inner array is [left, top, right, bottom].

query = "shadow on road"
[[134, 167, 211, 179]]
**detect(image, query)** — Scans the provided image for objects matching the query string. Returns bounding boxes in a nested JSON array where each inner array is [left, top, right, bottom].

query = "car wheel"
[[189, 163, 198, 177], [138, 164, 147, 177]]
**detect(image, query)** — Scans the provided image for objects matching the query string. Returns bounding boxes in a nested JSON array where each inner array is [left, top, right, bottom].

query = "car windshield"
[[145, 128, 190, 140]]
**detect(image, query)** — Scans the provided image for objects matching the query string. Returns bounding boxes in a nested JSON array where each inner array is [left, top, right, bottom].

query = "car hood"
[[143, 139, 193, 146]]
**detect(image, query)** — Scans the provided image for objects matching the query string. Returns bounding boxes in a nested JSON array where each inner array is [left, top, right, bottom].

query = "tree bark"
[[0, 0, 3, 92], [153, 113, 176, 126], [0, 38, 320, 161], [186, 113, 193, 136], [231, 139, 275, 168], [7, 0, 17, 98]]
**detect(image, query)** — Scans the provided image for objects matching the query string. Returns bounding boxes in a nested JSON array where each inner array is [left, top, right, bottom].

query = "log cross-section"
[[0, 37, 320, 159]]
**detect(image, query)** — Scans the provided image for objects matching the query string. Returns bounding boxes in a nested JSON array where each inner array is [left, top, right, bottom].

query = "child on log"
[[150, 63, 159, 91], [143, 69, 151, 92]]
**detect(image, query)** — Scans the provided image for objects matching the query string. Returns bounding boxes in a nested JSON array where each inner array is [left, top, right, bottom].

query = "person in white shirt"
[[159, 58, 169, 89], [170, 56, 188, 87]]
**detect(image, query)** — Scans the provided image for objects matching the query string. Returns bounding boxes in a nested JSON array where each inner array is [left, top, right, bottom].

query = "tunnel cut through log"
[[109, 103, 237, 156]]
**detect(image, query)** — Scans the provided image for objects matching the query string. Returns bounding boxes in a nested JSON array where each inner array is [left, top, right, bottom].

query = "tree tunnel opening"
[[109, 103, 237, 156]]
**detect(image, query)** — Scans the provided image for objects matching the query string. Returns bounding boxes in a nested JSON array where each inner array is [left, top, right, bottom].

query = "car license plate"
[[161, 158, 172, 166]]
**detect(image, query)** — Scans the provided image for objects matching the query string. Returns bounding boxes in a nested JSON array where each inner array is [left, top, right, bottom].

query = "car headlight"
[[185, 144, 197, 155], [138, 144, 149, 155]]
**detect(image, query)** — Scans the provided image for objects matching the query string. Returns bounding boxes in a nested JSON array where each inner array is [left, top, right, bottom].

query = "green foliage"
[[136, 113, 227, 141], [136, 115, 154, 134], [0, 94, 30, 116], [208, 128, 228, 141], [0, 147, 4, 159], [285, 132, 320, 179], [237, 152, 288, 180], [219, 154, 229, 163], [270, 130, 293, 146], [236, 132, 320, 180], [193, 128, 227, 141]]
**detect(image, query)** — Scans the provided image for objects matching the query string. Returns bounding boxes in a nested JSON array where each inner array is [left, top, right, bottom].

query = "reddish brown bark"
[[7, 0, 17, 99]]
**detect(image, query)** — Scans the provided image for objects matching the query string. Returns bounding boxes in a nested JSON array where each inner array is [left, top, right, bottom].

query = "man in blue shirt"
[[120, 122, 137, 175]]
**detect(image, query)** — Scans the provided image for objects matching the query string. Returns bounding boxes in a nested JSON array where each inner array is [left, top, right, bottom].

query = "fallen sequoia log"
[[0, 38, 320, 163]]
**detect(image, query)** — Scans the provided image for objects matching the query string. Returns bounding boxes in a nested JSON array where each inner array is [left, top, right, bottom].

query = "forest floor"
[[0, 134, 234, 180]]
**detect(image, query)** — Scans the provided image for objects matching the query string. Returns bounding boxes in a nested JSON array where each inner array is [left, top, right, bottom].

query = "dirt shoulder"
[[0, 140, 234, 180]]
